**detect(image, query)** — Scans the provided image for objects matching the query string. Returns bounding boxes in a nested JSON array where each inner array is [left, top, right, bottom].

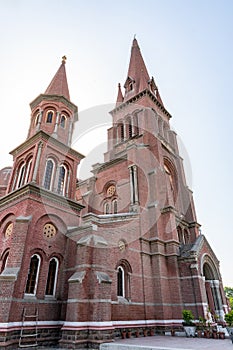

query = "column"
[[133, 165, 139, 203], [212, 280, 224, 320], [68, 120, 73, 146], [205, 280, 215, 314], [129, 166, 134, 204], [36, 109, 43, 132], [32, 142, 43, 182], [53, 111, 60, 137]]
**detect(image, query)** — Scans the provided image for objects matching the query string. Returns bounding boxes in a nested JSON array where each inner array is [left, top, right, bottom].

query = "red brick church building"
[[0, 39, 228, 349]]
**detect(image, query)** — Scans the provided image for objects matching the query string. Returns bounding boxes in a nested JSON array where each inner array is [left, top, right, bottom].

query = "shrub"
[[225, 310, 233, 327], [182, 309, 194, 326]]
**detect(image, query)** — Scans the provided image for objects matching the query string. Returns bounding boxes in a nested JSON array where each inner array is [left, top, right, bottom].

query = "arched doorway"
[[203, 257, 225, 321]]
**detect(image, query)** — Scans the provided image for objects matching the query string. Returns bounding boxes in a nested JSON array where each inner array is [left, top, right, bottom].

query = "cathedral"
[[0, 39, 228, 349]]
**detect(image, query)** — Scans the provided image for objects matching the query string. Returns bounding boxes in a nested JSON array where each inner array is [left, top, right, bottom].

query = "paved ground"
[[100, 335, 233, 350]]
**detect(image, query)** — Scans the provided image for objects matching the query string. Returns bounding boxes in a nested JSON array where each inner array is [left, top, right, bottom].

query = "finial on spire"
[[62, 55, 67, 64], [134, 34, 136, 39]]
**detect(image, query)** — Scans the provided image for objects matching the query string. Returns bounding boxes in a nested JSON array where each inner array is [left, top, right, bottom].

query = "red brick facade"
[[0, 40, 228, 349]]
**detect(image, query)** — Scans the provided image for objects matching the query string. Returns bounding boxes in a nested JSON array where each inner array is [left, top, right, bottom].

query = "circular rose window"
[[118, 240, 126, 252], [107, 185, 116, 197], [43, 223, 57, 238], [5, 223, 13, 238]]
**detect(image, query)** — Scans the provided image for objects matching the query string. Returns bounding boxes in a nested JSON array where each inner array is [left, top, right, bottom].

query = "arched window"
[[0, 250, 9, 274], [120, 123, 124, 141], [117, 122, 124, 143], [25, 254, 41, 295], [177, 226, 183, 244], [60, 115, 66, 128], [104, 202, 110, 214], [16, 163, 26, 189], [46, 111, 54, 123], [57, 165, 67, 195], [116, 260, 132, 300], [126, 117, 133, 139], [117, 266, 125, 297], [113, 200, 118, 214], [164, 160, 177, 203], [35, 112, 40, 126], [45, 257, 59, 296], [184, 229, 190, 244], [43, 159, 55, 190], [25, 158, 32, 184]]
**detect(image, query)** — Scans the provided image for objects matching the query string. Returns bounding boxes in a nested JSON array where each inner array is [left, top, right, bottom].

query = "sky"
[[0, 0, 233, 286]]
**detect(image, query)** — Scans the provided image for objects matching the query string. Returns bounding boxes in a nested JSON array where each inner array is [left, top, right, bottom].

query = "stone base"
[[0, 325, 182, 349], [59, 329, 114, 349], [0, 327, 61, 350]]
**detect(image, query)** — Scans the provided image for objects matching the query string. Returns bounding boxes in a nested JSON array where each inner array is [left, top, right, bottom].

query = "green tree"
[[224, 286, 233, 309]]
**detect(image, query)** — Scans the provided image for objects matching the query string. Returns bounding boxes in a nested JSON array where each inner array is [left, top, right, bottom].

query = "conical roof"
[[45, 56, 70, 100], [124, 38, 150, 94], [116, 83, 124, 104], [128, 38, 150, 86], [122, 38, 164, 106]]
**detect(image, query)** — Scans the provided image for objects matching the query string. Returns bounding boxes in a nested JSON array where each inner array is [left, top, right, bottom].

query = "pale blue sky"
[[0, 0, 232, 286]]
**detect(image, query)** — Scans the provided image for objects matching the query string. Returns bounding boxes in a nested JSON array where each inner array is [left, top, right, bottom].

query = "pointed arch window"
[[117, 266, 125, 297], [60, 115, 66, 128], [0, 250, 9, 274], [113, 200, 118, 214], [177, 226, 183, 244], [44, 159, 55, 191], [116, 260, 132, 300], [120, 123, 124, 141], [16, 163, 26, 189], [126, 117, 133, 139], [35, 112, 40, 126], [184, 229, 190, 244], [45, 257, 59, 296], [164, 160, 177, 203], [117, 122, 124, 143], [57, 164, 68, 195], [25, 254, 41, 295], [104, 202, 110, 214], [46, 111, 54, 123], [25, 158, 32, 184]]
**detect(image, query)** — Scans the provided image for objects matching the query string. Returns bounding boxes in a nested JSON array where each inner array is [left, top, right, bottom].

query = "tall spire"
[[122, 38, 164, 107], [124, 38, 150, 98], [45, 56, 70, 100]]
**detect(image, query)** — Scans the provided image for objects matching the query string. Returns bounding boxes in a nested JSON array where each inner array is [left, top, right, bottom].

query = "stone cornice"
[[30, 93, 78, 115], [91, 155, 127, 175], [110, 89, 172, 119], [80, 211, 138, 226], [161, 205, 177, 215], [10, 130, 84, 160], [0, 183, 84, 212]]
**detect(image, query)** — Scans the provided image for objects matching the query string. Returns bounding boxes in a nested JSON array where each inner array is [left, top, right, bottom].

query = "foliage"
[[224, 286, 233, 309], [224, 287, 233, 298], [196, 316, 206, 330], [225, 310, 233, 327], [182, 309, 194, 326]]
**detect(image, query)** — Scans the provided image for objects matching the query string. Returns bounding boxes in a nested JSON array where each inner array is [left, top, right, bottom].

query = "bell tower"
[[0, 57, 84, 347], [7, 57, 84, 199]]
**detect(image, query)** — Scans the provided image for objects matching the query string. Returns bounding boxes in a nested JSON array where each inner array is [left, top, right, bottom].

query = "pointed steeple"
[[116, 83, 124, 104], [124, 38, 150, 99], [45, 56, 70, 100]]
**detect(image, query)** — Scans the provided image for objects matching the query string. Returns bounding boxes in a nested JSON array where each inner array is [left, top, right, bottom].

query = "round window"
[[5, 223, 13, 238], [107, 185, 116, 197], [43, 223, 57, 238]]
